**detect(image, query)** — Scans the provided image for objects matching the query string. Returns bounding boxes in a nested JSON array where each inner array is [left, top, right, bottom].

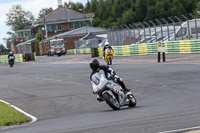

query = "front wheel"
[[109, 57, 112, 65], [128, 95, 137, 107], [103, 93, 120, 110]]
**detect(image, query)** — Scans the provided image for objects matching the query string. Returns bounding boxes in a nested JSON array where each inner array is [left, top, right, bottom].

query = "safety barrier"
[[0, 54, 23, 63], [67, 48, 91, 55], [66, 40, 200, 57], [67, 49, 77, 55], [77, 48, 91, 54], [97, 40, 200, 57]]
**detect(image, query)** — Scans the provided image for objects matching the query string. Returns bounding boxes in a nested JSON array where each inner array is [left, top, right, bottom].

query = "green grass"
[[0, 101, 31, 127]]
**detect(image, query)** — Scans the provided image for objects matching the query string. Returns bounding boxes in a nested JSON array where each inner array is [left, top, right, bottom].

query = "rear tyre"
[[103, 93, 120, 110], [9, 61, 14, 68]]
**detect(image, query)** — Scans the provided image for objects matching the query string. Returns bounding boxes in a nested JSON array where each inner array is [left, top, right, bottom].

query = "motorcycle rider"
[[89, 59, 130, 101], [103, 41, 114, 58], [8, 51, 15, 63]]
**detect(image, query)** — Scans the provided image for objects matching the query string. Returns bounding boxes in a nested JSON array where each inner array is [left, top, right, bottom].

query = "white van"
[[170, 19, 200, 41]]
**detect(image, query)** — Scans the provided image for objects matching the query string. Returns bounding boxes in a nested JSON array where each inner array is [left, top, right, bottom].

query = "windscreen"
[[50, 40, 64, 47]]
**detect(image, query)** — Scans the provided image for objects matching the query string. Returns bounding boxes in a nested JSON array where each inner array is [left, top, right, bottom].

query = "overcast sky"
[[0, 0, 87, 47]]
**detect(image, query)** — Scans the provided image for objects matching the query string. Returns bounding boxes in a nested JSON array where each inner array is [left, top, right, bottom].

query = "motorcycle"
[[91, 71, 136, 110], [104, 48, 114, 65], [8, 56, 15, 68]]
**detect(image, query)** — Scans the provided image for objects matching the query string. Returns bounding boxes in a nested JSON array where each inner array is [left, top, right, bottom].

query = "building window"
[[69, 21, 86, 29], [70, 23, 74, 29], [47, 24, 62, 32], [18, 32, 24, 38], [25, 32, 29, 37], [57, 24, 62, 31]]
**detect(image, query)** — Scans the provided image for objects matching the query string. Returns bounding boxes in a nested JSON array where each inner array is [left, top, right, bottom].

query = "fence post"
[[175, 16, 183, 40], [189, 13, 198, 39], [162, 42, 166, 62], [162, 18, 170, 41], [156, 19, 164, 42], [144, 21, 152, 43], [182, 15, 191, 40], [158, 42, 161, 62], [150, 21, 157, 42], [168, 17, 176, 41]]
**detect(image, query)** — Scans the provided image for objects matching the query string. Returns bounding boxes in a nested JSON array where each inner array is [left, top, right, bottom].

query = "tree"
[[122, 9, 137, 25], [0, 44, 6, 53], [64, 1, 84, 11], [6, 5, 35, 31], [145, 6, 157, 21], [135, 0, 147, 22], [170, 0, 187, 16], [85, 0, 91, 12], [3, 37, 14, 49], [35, 32, 42, 56], [194, 1, 200, 17], [90, 0, 98, 12], [38, 8, 53, 20]]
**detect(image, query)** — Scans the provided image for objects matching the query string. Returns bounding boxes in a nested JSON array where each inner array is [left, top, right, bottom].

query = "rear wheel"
[[103, 93, 120, 110], [9, 62, 13, 68]]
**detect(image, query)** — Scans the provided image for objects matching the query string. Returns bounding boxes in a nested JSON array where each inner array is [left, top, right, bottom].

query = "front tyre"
[[128, 95, 137, 107], [103, 93, 120, 110], [109, 57, 112, 65]]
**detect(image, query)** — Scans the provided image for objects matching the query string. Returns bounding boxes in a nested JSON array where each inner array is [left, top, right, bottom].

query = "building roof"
[[38, 7, 94, 24], [16, 38, 36, 47], [40, 26, 107, 43], [80, 32, 103, 40]]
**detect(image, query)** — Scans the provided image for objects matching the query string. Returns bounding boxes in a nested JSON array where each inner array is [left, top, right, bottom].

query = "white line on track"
[[36, 77, 84, 85], [157, 126, 200, 133], [0, 99, 37, 124]]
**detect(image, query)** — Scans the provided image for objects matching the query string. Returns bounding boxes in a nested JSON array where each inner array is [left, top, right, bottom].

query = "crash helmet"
[[9, 51, 13, 55], [89, 59, 100, 71], [104, 41, 110, 47]]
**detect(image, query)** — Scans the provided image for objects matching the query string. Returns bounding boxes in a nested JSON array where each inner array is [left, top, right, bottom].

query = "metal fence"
[[75, 38, 105, 49], [107, 13, 200, 46], [74, 13, 200, 49], [17, 43, 32, 54]]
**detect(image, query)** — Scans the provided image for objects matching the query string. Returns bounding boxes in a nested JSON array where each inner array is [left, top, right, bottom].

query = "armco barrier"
[[0, 54, 23, 63]]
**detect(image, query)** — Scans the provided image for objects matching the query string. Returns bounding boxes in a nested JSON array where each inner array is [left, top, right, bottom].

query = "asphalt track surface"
[[1, 54, 200, 133]]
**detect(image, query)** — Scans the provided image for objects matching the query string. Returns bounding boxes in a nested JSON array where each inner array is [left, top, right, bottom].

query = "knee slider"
[[119, 78, 123, 82]]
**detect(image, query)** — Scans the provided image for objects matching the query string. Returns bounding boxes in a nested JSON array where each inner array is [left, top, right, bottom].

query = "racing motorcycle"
[[104, 48, 114, 65], [8, 56, 15, 67], [91, 71, 136, 110]]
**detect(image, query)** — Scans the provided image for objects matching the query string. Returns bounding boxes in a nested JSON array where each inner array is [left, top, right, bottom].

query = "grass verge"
[[0, 101, 31, 127]]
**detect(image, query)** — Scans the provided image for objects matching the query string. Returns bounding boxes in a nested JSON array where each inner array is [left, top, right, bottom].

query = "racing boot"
[[97, 95, 103, 102], [118, 79, 130, 94]]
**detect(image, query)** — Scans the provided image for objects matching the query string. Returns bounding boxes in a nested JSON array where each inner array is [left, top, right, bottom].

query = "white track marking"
[[157, 126, 200, 133], [36, 77, 83, 85], [0, 99, 37, 123]]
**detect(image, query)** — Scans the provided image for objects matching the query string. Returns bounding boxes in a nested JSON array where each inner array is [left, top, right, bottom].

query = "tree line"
[[69, 0, 200, 28]]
